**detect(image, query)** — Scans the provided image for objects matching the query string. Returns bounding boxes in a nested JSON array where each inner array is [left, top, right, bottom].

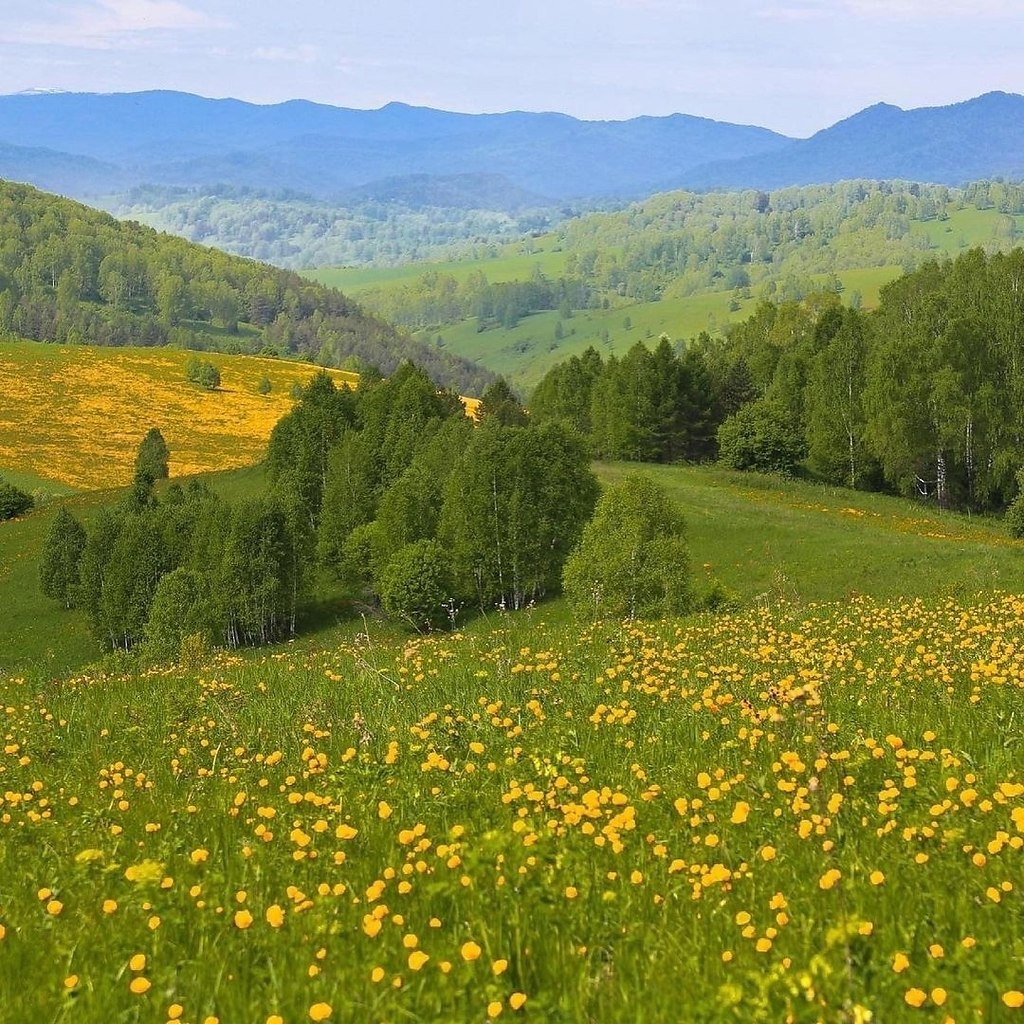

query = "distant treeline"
[[351, 180, 1024, 335], [43, 364, 597, 654], [110, 183, 572, 269], [531, 247, 1024, 514], [0, 181, 493, 394]]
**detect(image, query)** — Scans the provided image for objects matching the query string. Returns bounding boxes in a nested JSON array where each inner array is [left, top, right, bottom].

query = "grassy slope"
[[3, 530, 1024, 1022], [0, 340, 357, 490], [307, 206, 1021, 389]]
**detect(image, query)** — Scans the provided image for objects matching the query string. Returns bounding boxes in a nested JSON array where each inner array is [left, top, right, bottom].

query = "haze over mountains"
[[1, 89, 1021, 207]]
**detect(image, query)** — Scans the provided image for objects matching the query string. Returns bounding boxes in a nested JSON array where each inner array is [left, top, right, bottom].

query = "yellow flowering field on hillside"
[[0, 341, 359, 490], [1, 592, 1022, 1022]]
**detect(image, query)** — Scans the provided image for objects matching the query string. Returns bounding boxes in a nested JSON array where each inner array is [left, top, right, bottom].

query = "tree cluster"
[[41, 475, 311, 656], [529, 337, 718, 463], [267, 366, 599, 628], [537, 246, 1024, 517]]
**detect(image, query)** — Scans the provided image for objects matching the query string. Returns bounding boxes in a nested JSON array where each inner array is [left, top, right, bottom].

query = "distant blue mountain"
[[0, 90, 791, 199], [1, 90, 1021, 204], [679, 92, 1024, 189]]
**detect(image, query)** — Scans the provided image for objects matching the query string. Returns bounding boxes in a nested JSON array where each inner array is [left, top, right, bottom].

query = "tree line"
[[0, 181, 493, 394], [530, 247, 1024, 516], [350, 180, 1024, 340]]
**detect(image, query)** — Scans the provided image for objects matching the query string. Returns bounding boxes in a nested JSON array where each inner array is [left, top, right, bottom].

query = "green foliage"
[[326, 180, 1024, 388], [717, 399, 806, 475], [563, 474, 691, 620], [186, 356, 221, 391], [37, 506, 86, 609], [134, 427, 170, 481], [257, 375, 272, 395], [476, 377, 528, 426], [533, 339, 717, 464], [379, 539, 455, 630], [1006, 471, 1024, 537], [0, 477, 34, 520], [439, 422, 599, 610], [144, 567, 219, 661], [0, 180, 493, 395]]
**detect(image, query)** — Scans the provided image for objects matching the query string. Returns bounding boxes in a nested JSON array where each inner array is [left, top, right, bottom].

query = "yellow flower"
[[760, 845, 776, 861], [63, 975, 79, 989], [234, 909, 254, 929], [492, 958, 508, 975], [818, 869, 841, 891], [487, 1001, 503, 1018], [904, 988, 927, 1008], [731, 801, 750, 824], [129, 977, 152, 995], [309, 1003, 333, 1021], [1003, 991, 1024, 1009], [190, 848, 209, 865], [102, 899, 118, 914], [509, 993, 527, 1011], [408, 950, 429, 971], [46, 900, 64, 916], [869, 870, 885, 885], [461, 940, 482, 961], [378, 801, 393, 819], [892, 952, 910, 973], [931, 988, 947, 1007], [129, 953, 147, 972], [266, 904, 285, 928]]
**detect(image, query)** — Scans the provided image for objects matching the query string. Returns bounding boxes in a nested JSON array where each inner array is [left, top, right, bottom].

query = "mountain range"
[[0, 90, 788, 201], [1, 90, 1023, 206]]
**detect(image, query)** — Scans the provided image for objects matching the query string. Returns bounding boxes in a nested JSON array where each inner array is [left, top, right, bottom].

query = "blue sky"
[[0, 0, 1021, 136]]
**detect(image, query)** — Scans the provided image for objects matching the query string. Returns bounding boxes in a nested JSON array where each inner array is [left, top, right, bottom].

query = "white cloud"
[[0, 0, 229, 49]]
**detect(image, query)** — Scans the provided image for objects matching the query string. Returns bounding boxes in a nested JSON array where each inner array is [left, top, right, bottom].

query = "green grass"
[[0, 467, 78, 501], [597, 463, 1019, 606], [309, 240, 570, 295], [419, 291, 764, 390]]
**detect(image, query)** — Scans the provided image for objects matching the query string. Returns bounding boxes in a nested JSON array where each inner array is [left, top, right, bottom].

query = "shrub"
[[379, 539, 455, 630], [0, 479, 34, 521], [563, 474, 692, 620], [717, 399, 805, 475], [1006, 471, 1024, 537]]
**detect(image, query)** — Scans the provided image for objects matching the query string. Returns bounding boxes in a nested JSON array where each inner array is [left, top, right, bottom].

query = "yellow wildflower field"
[[1, 592, 1022, 1021], [0, 341, 359, 490]]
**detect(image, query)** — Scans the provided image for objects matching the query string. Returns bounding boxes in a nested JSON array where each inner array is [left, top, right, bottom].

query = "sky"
[[0, 0, 1021, 137]]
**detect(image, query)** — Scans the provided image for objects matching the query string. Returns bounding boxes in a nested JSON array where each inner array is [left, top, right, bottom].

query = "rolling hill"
[[0, 180, 493, 393]]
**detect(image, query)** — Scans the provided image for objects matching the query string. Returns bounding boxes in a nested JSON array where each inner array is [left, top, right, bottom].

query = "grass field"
[[309, 205, 1024, 389], [0, 341, 358, 491]]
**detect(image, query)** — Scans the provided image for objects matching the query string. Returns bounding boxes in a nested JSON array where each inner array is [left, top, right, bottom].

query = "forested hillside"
[[106, 181, 589, 269], [0, 181, 493, 393], [322, 179, 1024, 385], [531, 246, 1024, 515]]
